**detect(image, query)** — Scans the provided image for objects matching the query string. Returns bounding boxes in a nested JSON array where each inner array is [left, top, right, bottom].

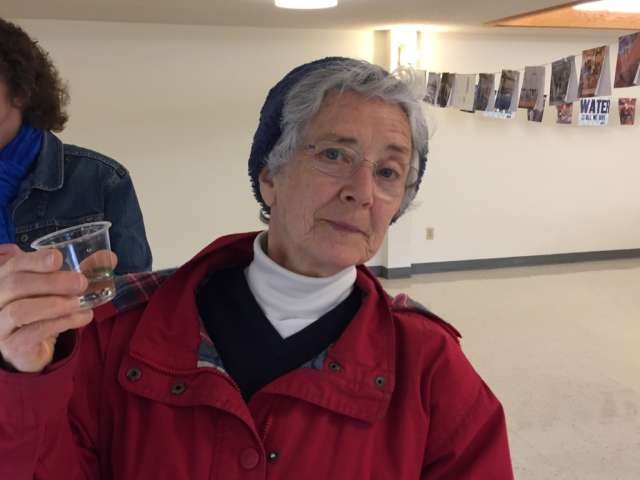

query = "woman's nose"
[[339, 162, 375, 206]]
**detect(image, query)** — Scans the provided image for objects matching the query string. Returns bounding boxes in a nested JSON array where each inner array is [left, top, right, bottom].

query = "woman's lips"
[[325, 220, 365, 235]]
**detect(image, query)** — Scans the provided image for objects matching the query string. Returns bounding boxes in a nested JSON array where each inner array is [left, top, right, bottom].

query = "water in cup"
[[31, 221, 117, 308], [79, 263, 116, 308]]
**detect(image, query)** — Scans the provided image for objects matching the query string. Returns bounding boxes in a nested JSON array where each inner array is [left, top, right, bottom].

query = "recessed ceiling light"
[[275, 0, 338, 9], [574, 0, 640, 13]]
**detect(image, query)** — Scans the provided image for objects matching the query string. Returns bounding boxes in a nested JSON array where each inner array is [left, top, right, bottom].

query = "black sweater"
[[196, 266, 361, 400]]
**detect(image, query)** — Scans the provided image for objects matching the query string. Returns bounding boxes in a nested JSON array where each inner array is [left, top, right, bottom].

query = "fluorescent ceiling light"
[[275, 0, 338, 9], [573, 0, 640, 13]]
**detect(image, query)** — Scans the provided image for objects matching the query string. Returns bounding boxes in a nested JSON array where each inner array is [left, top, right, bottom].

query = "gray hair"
[[265, 58, 428, 219]]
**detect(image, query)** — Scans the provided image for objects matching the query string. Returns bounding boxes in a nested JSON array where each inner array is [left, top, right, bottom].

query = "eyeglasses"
[[303, 141, 418, 200]]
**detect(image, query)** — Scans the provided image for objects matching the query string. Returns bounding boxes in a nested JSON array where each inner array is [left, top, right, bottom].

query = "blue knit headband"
[[248, 57, 427, 216]]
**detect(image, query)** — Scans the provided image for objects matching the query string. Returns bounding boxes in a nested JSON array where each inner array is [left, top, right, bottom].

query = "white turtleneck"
[[244, 232, 357, 339]]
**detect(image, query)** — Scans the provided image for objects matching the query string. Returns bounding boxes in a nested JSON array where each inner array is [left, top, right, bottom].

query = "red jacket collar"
[[125, 231, 396, 422]]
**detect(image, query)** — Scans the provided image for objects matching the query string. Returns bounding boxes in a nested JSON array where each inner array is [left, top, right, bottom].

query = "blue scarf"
[[0, 125, 44, 244]]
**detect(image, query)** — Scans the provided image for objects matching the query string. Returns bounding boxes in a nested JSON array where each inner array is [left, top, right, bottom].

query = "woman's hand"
[[0, 248, 92, 373], [0, 244, 21, 266]]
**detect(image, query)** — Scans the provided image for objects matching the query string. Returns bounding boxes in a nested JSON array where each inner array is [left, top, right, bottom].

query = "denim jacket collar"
[[27, 131, 64, 192]]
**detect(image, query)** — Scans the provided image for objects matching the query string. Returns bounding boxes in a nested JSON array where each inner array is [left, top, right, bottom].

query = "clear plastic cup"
[[30, 221, 116, 308]]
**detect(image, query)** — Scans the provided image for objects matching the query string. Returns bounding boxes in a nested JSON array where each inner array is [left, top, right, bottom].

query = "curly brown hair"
[[0, 18, 69, 132]]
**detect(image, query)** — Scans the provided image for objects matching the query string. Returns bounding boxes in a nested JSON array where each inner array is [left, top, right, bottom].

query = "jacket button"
[[126, 367, 142, 382], [328, 361, 341, 372], [19, 234, 29, 243], [267, 451, 279, 463], [374, 375, 386, 387], [171, 382, 187, 395], [239, 448, 260, 470]]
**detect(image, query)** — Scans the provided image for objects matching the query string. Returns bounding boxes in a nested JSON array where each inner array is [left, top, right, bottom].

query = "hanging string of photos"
[[419, 31, 640, 127]]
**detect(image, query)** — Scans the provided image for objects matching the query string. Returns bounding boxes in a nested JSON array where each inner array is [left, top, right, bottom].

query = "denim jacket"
[[10, 131, 152, 274]]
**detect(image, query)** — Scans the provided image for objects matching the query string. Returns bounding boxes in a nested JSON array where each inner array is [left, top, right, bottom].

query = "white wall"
[[14, 20, 640, 269], [413, 31, 640, 264], [16, 20, 374, 268]]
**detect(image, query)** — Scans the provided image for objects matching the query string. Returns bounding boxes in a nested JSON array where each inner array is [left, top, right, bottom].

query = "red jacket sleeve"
[[0, 329, 101, 480], [421, 334, 514, 479]]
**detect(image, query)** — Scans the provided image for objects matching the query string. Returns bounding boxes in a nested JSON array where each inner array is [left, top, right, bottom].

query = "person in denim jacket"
[[0, 18, 151, 274]]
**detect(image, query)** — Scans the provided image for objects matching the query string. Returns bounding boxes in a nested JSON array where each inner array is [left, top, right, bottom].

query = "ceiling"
[[490, 1, 640, 29], [1, 0, 600, 32]]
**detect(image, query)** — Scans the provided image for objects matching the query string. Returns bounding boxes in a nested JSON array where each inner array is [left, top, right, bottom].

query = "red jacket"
[[0, 232, 513, 479]]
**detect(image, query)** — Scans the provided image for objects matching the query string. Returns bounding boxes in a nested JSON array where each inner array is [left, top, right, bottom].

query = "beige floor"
[[379, 258, 640, 480]]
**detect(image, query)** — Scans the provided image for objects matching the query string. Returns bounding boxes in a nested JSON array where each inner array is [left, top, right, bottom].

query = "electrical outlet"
[[425, 227, 434, 240]]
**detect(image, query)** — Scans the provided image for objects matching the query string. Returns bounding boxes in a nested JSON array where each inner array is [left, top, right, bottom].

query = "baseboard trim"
[[368, 248, 640, 279], [367, 266, 411, 279]]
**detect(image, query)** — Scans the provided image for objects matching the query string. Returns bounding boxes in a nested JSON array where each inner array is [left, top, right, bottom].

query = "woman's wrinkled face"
[[259, 90, 413, 277]]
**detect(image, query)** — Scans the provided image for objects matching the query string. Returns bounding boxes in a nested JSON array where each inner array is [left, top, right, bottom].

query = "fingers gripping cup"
[[31, 221, 117, 308]]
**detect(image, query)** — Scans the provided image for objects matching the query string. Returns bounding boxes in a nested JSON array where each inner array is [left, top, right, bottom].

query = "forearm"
[[0, 333, 98, 479]]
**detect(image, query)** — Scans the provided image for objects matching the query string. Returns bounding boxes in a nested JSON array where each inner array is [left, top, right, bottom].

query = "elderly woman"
[[0, 18, 151, 273], [0, 57, 513, 479]]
